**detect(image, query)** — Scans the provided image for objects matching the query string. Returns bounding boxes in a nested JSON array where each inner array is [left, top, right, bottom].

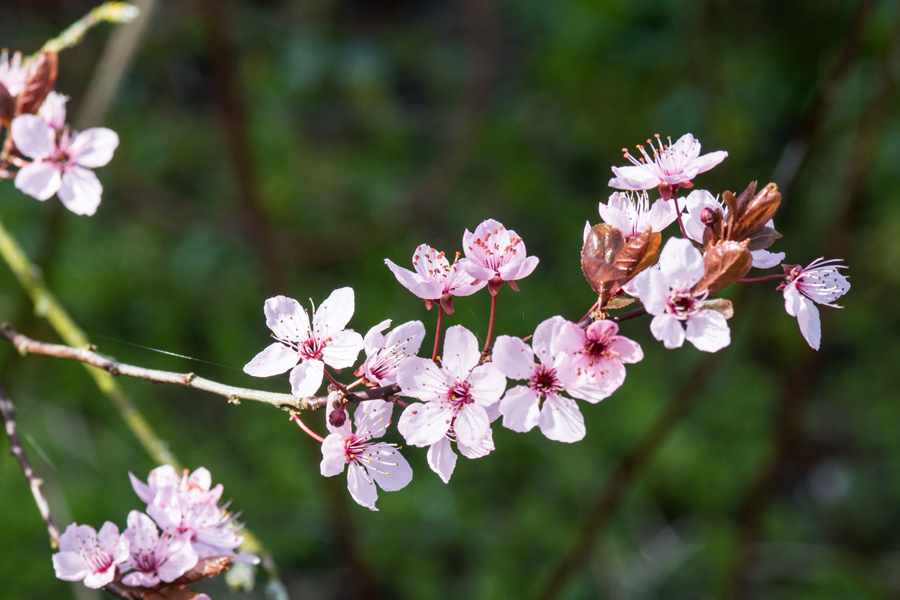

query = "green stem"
[[0, 214, 179, 468]]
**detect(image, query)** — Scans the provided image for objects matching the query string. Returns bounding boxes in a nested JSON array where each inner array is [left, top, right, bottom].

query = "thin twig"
[[0, 378, 60, 550], [0, 324, 315, 412]]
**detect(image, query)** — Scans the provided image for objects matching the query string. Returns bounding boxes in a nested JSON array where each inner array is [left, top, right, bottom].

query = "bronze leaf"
[[14, 51, 58, 116], [613, 229, 661, 282], [694, 240, 753, 294]]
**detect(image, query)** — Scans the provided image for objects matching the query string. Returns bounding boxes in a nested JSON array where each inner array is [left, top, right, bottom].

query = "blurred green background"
[[1, 0, 899, 598]]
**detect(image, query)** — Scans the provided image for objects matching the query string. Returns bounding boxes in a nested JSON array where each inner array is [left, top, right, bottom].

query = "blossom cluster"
[[52, 466, 256, 596], [1, 49, 118, 215], [243, 133, 850, 511]]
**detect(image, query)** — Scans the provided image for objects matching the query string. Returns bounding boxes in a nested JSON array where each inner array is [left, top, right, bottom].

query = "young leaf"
[[15, 51, 58, 116], [613, 229, 661, 282], [694, 241, 753, 293]]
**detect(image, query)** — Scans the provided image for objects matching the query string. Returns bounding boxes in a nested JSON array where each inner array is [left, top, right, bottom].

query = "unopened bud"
[[328, 409, 347, 428], [700, 207, 718, 227]]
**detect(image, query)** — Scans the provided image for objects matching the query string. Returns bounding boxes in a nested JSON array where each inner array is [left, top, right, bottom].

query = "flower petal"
[[314, 287, 355, 339], [69, 128, 119, 168], [795, 295, 822, 350], [347, 462, 378, 511], [538, 394, 586, 443], [426, 437, 457, 483], [441, 325, 481, 381], [15, 160, 61, 201], [264, 296, 310, 343], [659, 237, 705, 290], [58, 167, 103, 216], [320, 433, 348, 477], [685, 310, 731, 352], [498, 255, 539, 282], [491, 336, 535, 381], [453, 404, 490, 447], [11, 114, 55, 159], [609, 165, 659, 190], [397, 357, 452, 401], [499, 385, 540, 433], [751, 249, 785, 269], [289, 359, 325, 396], [243, 342, 298, 377], [321, 329, 364, 369], [364, 442, 413, 491], [467, 363, 507, 406], [397, 402, 453, 447], [650, 314, 685, 349]]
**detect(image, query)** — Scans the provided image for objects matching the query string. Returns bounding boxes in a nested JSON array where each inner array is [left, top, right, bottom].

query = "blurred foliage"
[[1, 0, 900, 599]]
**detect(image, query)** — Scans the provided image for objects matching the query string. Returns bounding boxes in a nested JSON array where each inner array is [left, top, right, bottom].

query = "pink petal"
[[97, 522, 123, 554], [313, 287, 355, 339], [457, 427, 495, 458], [347, 462, 378, 510], [633, 270, 668, 316], [647, 198, 678, 234], [129, 472, 155, 504], [650, 314, 685, 349], [69, 127, 119, 168], [499, 385, 540, 433], [187, 468, 211, 491], [427, 437, 457, 483], [467, 363, 507, 406], [609, 165, 659, 190], [264, 295, 310, 343], [598, 199, 631, 231], [491, 336, 535, 381], [397, 357, 452, 401], [453, 404, 490, 447], [320, 433, 348, 477], [15, 160, 61, 201], [365, 442, 413, 491], [385, 259, 441, 300], [609, 336, 643, 363], [58, 167, 102, 215], [795, 295, 822, 350], [157, 546, 199, 583], [691, 150, 728, 174], [52, 552, 89, 582], [751, 250, 785, 269], [783, 282, 802, 317], [549, 318, 585, 357], [659, 238, 705, 290], [353, 399, 393, 438], [459, 258, 496, 281], [441, 325, 481, 381], [243, 342, 298, 377], [124, 511, 158, 554], [383, 320, 426, 356], [685, 310, 731, 352], [83, 568, 117, 589], [363, 319, 391, 356], [122, 571, 161, 588], [397, 402, 454, 447], [289, 359, 325, 396], [498, 255, 539, 282], [321, 329, 364, 369], [10, 114, 55, 159], [538, 394, 586, 443]]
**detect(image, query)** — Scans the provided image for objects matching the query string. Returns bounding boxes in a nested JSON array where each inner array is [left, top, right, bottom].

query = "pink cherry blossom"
[[121, 511, 198, 588], [609, 134, 727, 196], [565, 319, 644, 402], [633, 238, 731, 352], [355, 319, 426, 386], [459, 219, 540, 295], [397, 325, 506, 482], [52, 522, 130, 589], [492, 316, 591, 442], [780, 258, 850, 350], [243, 289, 364, 397], [598, 191, 677, 237], [38, 91, 68, 130], [133, 466, 258, 565], [321, 400, 413, 511], [11, 114, 119, 216], [682, 189, 785, 269], [0, 50, 26, 97], [385, 244, 486, 313]]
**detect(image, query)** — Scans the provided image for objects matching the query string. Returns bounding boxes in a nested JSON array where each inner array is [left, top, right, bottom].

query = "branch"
[[0, 324, 318, 412], [0, 378, 60, 550]]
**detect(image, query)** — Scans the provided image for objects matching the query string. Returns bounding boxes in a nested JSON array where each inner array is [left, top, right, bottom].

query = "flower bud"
[[328, 409, 347, 428], [700, 207, 718, 227]]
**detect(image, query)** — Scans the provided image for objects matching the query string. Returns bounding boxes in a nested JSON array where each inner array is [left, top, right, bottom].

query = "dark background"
[[1, 0, 898, 598]]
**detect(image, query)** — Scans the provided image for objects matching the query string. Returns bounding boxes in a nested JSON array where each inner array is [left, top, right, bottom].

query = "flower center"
[[135, 550, 160, 573], [82, 547, 113, 574], [665, 290, 701, 320], [470, 227, 522, 270], [528, 365, 562, 398], [447, 381, 473, 409], [344, 432, 370, 464], [581, 331, 619, 365], [298, 337, 324, 360]]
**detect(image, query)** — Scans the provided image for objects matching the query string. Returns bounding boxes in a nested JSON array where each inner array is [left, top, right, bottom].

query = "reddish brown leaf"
[[170, 555, 233, 586], [729, 183, 780, 242], [745, 225, 782, 251], [15, 51, 58, 116], [732, 181, 758, 217], [722, 190, 739, 237], [613, 229, 661, 282], [581, 224, 626, 297], [0, 82, 14, 123], [694, 240, 753, 293]]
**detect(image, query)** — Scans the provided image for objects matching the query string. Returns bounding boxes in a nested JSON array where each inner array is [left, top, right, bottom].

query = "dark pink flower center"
[[447, 381, 473, 409], [134, 550, 160, 573], [581, 331, 619, 366], [344, 432, 370, 465], [298, 337, 325, 360], [469, 227, 523, 271], [82, 547, 114, 574], [665, 290, 701, 320], [528, 364, 562, 398]]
